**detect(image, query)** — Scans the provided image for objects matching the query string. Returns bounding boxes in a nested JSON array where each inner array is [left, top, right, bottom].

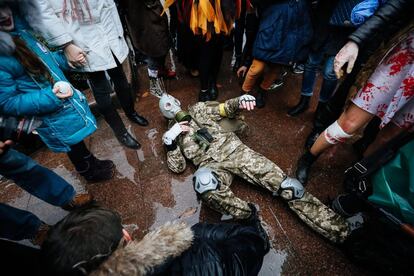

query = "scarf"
[[62, 0, 93, 24]]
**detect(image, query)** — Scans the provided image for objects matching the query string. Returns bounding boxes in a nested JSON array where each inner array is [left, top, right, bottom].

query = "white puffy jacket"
[[35, 0, 129, 72]]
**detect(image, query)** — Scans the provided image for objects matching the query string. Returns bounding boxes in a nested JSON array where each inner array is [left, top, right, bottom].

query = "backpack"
[[340, 132, 414, 275]]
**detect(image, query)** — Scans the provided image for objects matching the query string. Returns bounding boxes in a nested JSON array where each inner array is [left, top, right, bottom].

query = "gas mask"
[[159, 94, 191, 122]]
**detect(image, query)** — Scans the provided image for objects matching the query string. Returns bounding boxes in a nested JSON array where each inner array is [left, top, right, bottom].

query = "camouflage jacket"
[[166, 97, 248, 173]]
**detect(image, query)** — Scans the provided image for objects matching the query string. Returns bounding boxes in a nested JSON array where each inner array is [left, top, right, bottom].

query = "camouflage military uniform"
[[165, 97, 350, 243]]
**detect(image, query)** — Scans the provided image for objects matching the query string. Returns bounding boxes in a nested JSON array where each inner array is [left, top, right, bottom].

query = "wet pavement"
[[0, 52, 370, 275]]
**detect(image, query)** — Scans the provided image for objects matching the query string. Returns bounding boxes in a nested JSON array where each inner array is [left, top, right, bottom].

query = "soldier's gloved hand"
[[239, 94, 256, 111], [334, 41, 359, 79], [162, 122, 190, 145]]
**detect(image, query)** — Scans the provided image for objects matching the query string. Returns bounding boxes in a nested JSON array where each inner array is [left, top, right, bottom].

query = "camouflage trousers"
[[200, 144, 350, 243]]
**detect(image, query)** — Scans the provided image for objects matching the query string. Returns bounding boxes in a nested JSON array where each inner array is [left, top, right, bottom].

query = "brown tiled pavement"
[[0, 52, 371, 275]]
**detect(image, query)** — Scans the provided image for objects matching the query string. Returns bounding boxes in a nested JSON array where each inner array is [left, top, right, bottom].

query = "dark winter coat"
[[152, 223, 269, 275], [91, 221, 269, 276], [309, 0, 353, 56], [252, 0, 313, 65], [119, 0, 171, 58], [348, 0, 414, 48]]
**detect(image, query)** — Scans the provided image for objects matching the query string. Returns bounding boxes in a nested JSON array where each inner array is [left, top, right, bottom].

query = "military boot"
[[244, 203, 270, 253], [295, 150, 318, 185], [332, 194, 365, 217]]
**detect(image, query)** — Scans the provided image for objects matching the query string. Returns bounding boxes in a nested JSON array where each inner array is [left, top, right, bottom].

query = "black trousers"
[[147, 55, 167, 71], [88, 59, 134, 135], [234, 0, 247, 58], [199, 34, 224, 91]]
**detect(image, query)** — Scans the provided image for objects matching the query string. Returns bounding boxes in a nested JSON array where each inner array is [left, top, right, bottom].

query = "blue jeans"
[[0, 149, 75, 240], [301, 51, 338, 103]]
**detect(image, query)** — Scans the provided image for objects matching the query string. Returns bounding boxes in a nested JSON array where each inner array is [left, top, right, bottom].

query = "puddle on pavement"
[[145, 128, 159, 158], [259, 248, 288, 276], [100, 136, 139, 185], [136, 148, 145, 162], [150, 175, 200, 230], [259, 215, 289, 275], [53, 165, 85, 193]]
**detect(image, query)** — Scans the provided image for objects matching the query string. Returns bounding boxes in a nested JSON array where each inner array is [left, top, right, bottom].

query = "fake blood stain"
[[401, 76, 414, 98], [387, 49, 414, 76]]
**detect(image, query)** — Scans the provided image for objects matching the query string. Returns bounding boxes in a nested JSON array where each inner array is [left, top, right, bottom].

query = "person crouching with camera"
[[0, 2, 115, 182]]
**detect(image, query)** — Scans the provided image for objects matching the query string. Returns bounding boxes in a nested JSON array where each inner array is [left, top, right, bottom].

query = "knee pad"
[[193, 167, 220, 195], [277, 177, 305, 201], [324, 121, 353, 144]]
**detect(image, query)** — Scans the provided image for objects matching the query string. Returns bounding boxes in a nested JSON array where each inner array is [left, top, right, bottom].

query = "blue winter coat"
[[0, 17, 97, 152], [253, 0, 313, 65]]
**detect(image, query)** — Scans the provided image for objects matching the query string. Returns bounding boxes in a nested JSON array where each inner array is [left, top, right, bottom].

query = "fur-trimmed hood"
[[0, 0, 41, 55], [90, 222, 194, 276]]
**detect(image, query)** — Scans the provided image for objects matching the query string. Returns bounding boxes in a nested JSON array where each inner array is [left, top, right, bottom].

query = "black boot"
[[305, 129, 322, 149], [255, 88, 266, 108], [243, 203, 270, 253], [117, 132, 141, 149], [199, 90, 211, 102], [295, 150, 318, 185], [209, 85, 219, 101], [127, 112, 149, 126], [90, 155, 114, 170], [287, 95, 310, 116], [332, 194, 365, 217], [78, 156, 115, 183]]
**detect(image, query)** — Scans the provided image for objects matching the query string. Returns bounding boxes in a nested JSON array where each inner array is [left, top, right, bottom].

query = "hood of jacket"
[[90, 222, 194, 276], [0, 0, 41, 55]]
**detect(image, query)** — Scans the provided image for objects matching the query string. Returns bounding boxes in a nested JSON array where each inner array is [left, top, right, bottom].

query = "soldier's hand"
[[0, 140, 13, 155], [239, 94, 256, 111], [162, 122, 190, 145]]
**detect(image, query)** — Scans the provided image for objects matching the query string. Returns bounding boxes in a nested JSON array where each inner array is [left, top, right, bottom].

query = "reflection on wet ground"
[[260, 248, 288, 276], [150, 175, 200, 230], [0, 52, 368, 275]]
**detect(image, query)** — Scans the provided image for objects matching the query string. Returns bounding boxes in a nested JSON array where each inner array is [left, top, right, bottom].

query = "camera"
[[0, 116, 42, 141]]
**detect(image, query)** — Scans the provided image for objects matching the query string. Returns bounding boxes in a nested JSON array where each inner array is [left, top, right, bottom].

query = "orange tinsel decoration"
[[162, 0, 241, 41]]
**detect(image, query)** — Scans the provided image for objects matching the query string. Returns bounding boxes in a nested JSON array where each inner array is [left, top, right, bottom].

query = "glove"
[[53, 81, 73, 99], [162, 122, 190, 145], [239, 94, 256, 111], [334, 41, 359, 78]]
